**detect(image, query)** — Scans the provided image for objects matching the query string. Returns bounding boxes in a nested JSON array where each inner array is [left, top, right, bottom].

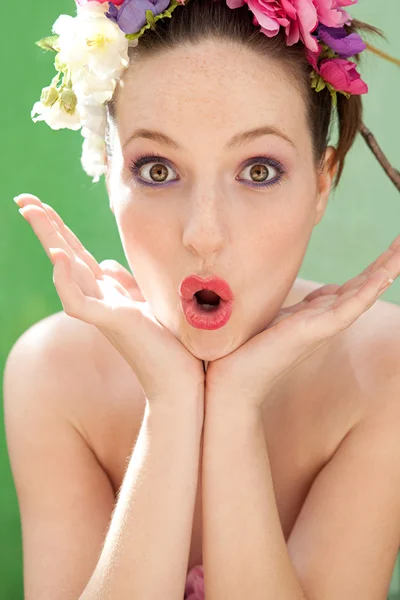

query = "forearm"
[[202, 401, 305, 600], [80, 395, 204, 600]]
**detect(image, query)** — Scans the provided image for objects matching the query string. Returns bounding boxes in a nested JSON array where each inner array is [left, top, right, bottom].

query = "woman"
[[4, 0, 400, 599]]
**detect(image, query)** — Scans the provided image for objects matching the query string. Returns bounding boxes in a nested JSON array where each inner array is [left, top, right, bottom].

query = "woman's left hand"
[[205, 235, 400, 408]]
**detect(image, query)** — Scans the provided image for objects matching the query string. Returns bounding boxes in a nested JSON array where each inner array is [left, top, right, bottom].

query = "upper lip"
[[179, 275, 234, 302]]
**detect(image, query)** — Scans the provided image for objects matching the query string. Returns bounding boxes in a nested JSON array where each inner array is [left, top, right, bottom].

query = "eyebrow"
[[122, 125, 296, 151]]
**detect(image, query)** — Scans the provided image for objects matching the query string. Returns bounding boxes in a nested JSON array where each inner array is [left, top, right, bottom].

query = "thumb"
[[99, 259, 146, 302]]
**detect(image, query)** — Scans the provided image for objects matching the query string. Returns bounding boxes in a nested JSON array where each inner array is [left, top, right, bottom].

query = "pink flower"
[[76, 0, 125, 6], [306, 45, 321, 70], [312, 0, 355, 28], [226, 0, 359, 53], [319, 57, 368, 94], [226, 0, 320, 52]]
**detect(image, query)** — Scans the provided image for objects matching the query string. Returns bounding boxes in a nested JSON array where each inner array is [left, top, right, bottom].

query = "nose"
[[182, 190, 228, 259]]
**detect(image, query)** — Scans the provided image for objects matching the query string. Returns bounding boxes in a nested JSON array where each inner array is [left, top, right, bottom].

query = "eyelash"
[[129, 153, 286, 190]]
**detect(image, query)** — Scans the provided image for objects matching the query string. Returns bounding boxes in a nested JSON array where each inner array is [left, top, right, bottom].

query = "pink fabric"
[[184, 565, 204, 600]]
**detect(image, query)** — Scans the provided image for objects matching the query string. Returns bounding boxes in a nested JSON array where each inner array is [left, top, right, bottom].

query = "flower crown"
[[32, 0, 369, 184]]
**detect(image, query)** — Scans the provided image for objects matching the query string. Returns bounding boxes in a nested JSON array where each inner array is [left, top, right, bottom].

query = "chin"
[[178, 327, 243, 361], [156, 300, 254, 360]]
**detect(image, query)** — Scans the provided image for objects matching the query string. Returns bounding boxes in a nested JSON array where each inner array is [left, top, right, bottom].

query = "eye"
[[129, 154, 178, 187], [129, 154, 286, 189], [237, 157, 285, 188]]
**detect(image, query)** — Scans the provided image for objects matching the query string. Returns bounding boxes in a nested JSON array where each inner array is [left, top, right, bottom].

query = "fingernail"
[[379, 278, 394, 294], [18, 207, 30, 218]]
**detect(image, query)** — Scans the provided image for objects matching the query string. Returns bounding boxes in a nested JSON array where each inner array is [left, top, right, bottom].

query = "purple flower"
[[316, 23, 366, 58], [105, 0, 171, 34]]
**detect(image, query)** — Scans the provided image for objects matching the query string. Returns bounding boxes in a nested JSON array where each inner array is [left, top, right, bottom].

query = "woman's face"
[[106, 39, 335, 361]]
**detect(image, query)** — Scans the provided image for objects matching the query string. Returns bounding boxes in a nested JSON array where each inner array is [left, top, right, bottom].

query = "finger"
[[42, 203, 103, 278], [303, 283, 341, 303], [352, 245, 400, 299], [312, 264, 397, 336], [51, 249, 91, 317], [51, 249, 112, 325], [100, 259, 137, 287], [19, 205, 75, 262], [13, 193, 42, 208], [101, 273, 135, 300], [283, 293, 338, 316], [359, 233, 400, 279], [100, 259, 146, 301], [16, 195, 103, 279], [308, 234, 400, 301], [20, 205, 103, 297], [277, 284, 340, 322], [269, 291, 337, 331]]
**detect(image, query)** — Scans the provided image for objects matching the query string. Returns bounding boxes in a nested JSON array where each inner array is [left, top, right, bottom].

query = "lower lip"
[[180, 297, 233, 330]]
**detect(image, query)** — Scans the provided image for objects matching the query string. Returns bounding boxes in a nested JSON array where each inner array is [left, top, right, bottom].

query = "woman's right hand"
[[14, 194, 205, 405]]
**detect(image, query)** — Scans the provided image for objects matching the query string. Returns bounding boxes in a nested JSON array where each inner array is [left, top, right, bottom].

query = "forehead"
[[114, 40, 308, 150]]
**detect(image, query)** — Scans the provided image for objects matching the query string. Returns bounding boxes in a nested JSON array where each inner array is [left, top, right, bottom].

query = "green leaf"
[[310, 71, 318, 90], [326, 85, 337, 107], [35, 35, 60, 53], [319, 42, 337, 60], [315, 76, 326, 93], [126, 0, 185, 41], [145, 9, 156, 28]]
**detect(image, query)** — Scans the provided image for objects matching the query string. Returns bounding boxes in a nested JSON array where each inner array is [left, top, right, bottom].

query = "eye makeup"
[[128, 153, 287, 190]]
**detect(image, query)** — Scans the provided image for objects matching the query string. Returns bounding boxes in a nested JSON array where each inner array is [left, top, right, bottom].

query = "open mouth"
[[194, 289, 221, 311], [180, 285, 233, 330]]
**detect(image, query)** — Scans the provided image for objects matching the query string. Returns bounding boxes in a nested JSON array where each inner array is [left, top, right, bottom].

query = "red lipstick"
[[179, 275, 234, 330]]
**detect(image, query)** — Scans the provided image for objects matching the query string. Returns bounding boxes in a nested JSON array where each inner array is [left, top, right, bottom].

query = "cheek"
[[116, 201, 179, 296], [247, 182, 317, 288], [238, 192, 315, 336]]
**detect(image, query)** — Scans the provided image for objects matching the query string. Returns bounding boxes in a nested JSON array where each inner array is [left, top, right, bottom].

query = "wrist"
[[205, 391, 262, 420], [146, 388, 205, 425]]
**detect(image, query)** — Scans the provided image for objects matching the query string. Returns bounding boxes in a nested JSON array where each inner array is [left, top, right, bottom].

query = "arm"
[[4, 320, 204, 600], [82, 397, 204, 600], [201, 402, 305, 600], [202, 397, 400, 600]]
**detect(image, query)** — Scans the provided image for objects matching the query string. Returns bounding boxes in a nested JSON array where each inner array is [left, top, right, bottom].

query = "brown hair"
[[106, 0, 381, 186]]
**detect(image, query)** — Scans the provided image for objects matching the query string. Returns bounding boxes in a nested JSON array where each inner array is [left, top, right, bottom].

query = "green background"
[[1, 0, 400, 598]]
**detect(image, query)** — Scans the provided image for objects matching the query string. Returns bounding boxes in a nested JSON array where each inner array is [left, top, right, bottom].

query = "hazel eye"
[[137, 162, 175, 184], [130, 155, 178, 186], [242, 163, 276, 182], [237, 158, 284, 187], [129, 154, 285, 189]]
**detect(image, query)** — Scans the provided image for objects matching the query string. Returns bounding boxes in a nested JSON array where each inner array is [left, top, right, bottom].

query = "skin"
[[105, 38, 337, 362], [9, 38, 400, 599]]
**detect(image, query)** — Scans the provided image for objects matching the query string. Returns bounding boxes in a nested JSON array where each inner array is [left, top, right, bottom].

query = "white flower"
[[72, 67, 116, 105], [33, 0, 133, 182], [81, 133, 107, 183], [76, 1, 111, 19], [52, 3, 129, 82], [31, 99, 81, 131], [77, 97, 109, 182], [79, 101, 108, 139]]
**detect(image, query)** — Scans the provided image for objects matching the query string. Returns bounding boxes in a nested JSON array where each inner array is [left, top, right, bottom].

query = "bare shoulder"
[[298, 277, 400, 416], [348, 293, 400, 416], [5, 310, 145, 447]]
